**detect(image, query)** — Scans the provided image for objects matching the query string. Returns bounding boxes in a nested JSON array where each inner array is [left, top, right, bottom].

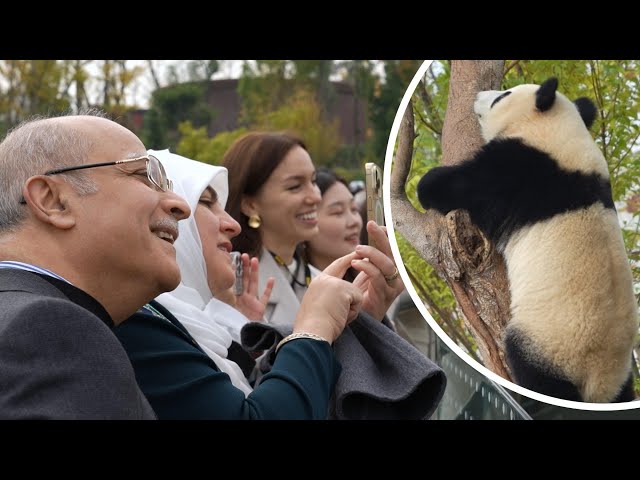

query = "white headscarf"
[[152, 149, 252, 396]]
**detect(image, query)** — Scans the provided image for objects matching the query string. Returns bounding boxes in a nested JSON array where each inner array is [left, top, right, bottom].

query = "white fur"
[[504, 205, 637, 402], [478, 83, 638, 402], [475, 85, 609, 178]]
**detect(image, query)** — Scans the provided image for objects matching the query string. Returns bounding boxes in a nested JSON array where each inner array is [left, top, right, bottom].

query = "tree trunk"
[[391, 60, 513, 380], [147, 60, 162, 89]]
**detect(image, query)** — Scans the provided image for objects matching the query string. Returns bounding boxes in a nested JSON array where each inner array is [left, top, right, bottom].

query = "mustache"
[[151, 217, 180, 241]]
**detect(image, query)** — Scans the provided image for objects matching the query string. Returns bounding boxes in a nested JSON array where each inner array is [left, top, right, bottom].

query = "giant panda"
[[417, 77, 638, 403]]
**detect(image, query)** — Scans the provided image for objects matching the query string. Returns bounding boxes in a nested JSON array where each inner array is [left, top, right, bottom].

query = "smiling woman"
[[223, 132, 322, 328], [306, 167, 363, 275]]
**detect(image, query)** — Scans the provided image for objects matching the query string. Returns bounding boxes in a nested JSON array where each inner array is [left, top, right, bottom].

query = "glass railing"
[[390, 293, 530, 420], [390, 293, 640, 420], [434, 342, 531, 420]]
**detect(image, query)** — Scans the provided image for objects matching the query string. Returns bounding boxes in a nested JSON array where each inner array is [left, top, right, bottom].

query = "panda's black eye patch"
[[490, 91, 512, 109]]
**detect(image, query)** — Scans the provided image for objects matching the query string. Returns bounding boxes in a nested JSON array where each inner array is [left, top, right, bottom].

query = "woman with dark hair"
[[224, 136, 446, 419], [223, 132, 404, 329], [305, 168, 363, 281]]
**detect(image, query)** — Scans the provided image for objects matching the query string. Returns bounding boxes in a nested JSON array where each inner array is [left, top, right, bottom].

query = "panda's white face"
[[474, 84, 542, 142], [473, 79, 609, 181]]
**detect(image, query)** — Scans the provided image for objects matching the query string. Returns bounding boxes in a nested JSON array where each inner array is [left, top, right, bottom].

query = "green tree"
[[369, 60, 423, 162], [180, 87, 342, 168], [237, 60, 292, 126], [0, 60, 159, 138], [165, 60, 409, 181], [98, 60, 145, 109], [252, 88, 341, 167], [176, 122, 247, 165], [141, 82, 215, 150], [0, 60, 73, 134]]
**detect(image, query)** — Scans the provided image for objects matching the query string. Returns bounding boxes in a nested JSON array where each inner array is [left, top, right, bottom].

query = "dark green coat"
[[115, 301, 340, 420]]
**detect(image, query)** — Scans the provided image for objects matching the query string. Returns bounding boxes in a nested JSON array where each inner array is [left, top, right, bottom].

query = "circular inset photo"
[[385, 60, 640, 410]]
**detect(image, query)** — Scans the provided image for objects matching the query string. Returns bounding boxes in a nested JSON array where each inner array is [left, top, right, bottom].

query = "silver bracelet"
[[275, 332, 330, 353]]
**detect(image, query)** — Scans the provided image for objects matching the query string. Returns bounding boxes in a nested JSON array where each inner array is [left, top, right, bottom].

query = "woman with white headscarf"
[[153, 148, 273, 389], [115, 150, 365, 419], [155, 148, 262, 394]]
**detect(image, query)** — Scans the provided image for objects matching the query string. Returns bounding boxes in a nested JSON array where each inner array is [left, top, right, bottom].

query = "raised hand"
[[349, 221, 405, 321], [234, 253, 275, 321], [294, 252, 363, 343]]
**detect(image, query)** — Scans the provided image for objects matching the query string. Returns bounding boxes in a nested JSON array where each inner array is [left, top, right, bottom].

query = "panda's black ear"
[[536, 77, 558, 112], [574, 97, 597, 130]]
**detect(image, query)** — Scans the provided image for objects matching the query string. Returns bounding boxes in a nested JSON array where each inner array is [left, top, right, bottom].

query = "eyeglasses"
[[19, 154, 173, 204], [46, 154, 173, 192]]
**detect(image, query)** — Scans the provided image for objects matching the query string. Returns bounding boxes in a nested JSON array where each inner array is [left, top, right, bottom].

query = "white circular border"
[[383, 59, 640, 412]]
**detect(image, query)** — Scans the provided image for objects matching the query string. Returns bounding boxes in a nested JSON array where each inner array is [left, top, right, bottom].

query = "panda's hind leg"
[[505, 329, 583, 402], [611, 372, 636, 403]]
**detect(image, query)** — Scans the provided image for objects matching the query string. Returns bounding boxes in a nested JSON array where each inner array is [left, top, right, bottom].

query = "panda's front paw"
[[417, 166, 460, 214]]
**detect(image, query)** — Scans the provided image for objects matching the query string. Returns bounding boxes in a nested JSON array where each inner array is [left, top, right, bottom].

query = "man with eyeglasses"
[[0, 110, 190, 419]]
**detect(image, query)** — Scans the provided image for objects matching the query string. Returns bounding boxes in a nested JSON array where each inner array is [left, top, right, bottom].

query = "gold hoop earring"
[[248, 214, 262, 229]]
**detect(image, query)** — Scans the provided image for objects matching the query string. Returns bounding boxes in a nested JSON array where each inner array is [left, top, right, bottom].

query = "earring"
[[248, 214, 262, 229]]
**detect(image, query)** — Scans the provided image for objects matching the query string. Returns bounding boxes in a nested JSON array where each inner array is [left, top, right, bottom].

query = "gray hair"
[[0, 108, 107, 233]]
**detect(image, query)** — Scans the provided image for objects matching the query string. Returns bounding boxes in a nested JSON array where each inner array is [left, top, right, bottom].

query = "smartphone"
[[365, 162, 385, 248], [365, 162, 385, 226], [230, 251, 244, 295]]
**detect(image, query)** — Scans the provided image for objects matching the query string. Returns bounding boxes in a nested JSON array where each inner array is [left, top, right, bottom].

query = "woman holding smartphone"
[[305, 167, 406, 323], [223, 132, 404, 327], [222, 136, 446, 420]]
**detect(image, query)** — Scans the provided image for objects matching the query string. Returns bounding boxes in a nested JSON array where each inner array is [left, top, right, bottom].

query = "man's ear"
[[22, 176, 76, 230], [240, 195, 257, 217]]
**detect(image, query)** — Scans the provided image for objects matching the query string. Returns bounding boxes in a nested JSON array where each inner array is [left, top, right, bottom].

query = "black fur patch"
[[417, 138, 614, 248], [505, 328, 636, 403], [490, 91, 512, 109], [574, 97, 597, 129], [536, 77, 558, 112], [612, 373, 636, 402], [505, 328, 583, 401]]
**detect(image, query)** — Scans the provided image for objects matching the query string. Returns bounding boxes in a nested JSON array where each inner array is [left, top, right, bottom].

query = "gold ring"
[[384, 267, 399, 283]]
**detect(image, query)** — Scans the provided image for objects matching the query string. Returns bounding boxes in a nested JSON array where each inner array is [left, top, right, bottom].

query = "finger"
[[259, 277, 275, 306], [354, 244, 395, 274], [251, 257, 260, 286], [346, 287, 363, 322], [366, 222, 392, 256], [351, 257, 390, 288], [241, 253, 252, 293], [247, 256, 260, 295], [322, 251, 359, 278]]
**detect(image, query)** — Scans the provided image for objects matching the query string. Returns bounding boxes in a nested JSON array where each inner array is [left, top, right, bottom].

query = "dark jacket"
[[115, 301, 341, 420], [0, 269, 155, 419]]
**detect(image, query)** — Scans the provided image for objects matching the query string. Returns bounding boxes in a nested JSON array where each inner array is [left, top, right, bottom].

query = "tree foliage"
[[252, 88, 341, 167], [0, 60, 411, 185], [398, 60, 640, 378], [141, 81, 215, 150], [0, 60, 146, 137], [176, 122, 248, 165], [218, 60, 394, 174], [0, 60, 72, 132], [369, 60, 424, 163]]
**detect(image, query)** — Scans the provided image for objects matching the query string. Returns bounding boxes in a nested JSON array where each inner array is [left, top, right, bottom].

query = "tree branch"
[[502, 60, 521, 81], [391, 60, 513, 380]]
